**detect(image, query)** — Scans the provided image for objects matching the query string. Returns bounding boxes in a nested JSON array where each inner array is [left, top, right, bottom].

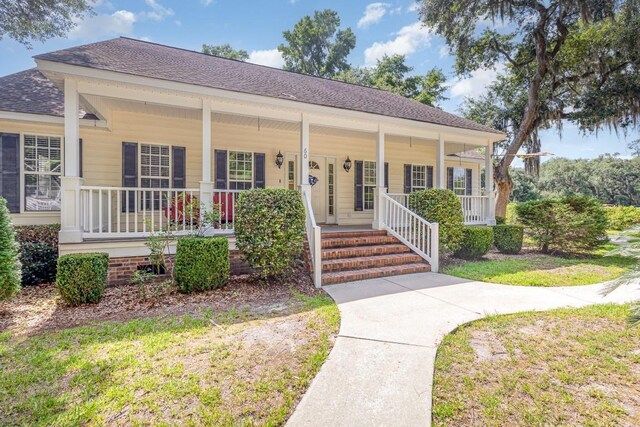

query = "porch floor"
[[319, 225, 376, 234]]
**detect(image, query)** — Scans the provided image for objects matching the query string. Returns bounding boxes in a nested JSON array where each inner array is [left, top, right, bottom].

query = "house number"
[[303, 148, 308, 159]]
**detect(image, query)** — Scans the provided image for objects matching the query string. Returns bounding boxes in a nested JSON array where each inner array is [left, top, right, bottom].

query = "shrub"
[[14, 224, 60, 286], [495, 216, 506, 225], [235, 189, 306, 279], [505, 202, 519, 224], [516, 197, 608, 253], [174, 237, 229, 293], [408, 189, 464, 252], [605, 206, 640, 231], [493, 224, 524, 254], [454, 226, 494, 259], [56, 253, 109, 306], [0, 197, 21, 302]]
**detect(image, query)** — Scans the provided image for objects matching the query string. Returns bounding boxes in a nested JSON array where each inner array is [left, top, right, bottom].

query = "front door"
[[309, 156, 327, 223]]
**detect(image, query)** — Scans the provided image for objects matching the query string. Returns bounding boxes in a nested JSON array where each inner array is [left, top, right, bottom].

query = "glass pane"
[[24, 174, 61, 211]]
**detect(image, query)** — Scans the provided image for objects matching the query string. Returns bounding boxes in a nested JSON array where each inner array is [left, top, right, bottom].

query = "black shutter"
[[79, 138, 83, 178], [447, 167, 454, 190], [122, 142, 138, 211], [254, 153, 265, 188], [465, 168, 473, 195], [214, 150, 227, 189], [172, 146, 186, 188], [0, 133, 20, 213], [354, 160, 363, 211], [427, 166, 434, 189], [384, 162, 389, 190], [404, 164, 412, 193]]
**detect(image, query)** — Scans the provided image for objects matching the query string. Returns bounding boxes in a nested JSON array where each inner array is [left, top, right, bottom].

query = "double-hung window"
[[452, 167, 466, 195], [140, 144, 170, 189], [411, 165, 427, 191], [229, 151, 253, 190], [23, 135, 62, 211], [363, 160, 376, 210]]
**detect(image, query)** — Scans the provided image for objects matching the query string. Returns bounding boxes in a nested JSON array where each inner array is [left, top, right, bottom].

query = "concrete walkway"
[[287, 272, 639, 427]]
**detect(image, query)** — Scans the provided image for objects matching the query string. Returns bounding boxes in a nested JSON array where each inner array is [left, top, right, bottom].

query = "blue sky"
[[0, 0, 636, 161]]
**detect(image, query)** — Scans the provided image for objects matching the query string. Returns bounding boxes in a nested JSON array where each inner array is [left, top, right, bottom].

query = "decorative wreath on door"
[[308, 175, 319, 186]]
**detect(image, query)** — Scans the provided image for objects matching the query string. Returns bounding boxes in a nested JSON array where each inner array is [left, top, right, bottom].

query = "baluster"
[[98, 189, 103, 234], [107, 190, 112, 234]]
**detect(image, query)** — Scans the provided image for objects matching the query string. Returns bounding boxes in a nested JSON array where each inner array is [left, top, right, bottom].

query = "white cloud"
[[438, 45, 449, 58], [140, 0, 173, 21], [357, 3, 390, 29], [363, 22, 432, 65], [448, 63, 506, 98], [407, 2, 419, 12], [68, 10, 136, 40], [248, 49, 285, 68], [201, 0, 215, 6]]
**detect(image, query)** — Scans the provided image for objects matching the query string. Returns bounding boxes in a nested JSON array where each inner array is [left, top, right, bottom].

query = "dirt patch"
[[0, 265, 323, 337], [469, 330, 509, 362]]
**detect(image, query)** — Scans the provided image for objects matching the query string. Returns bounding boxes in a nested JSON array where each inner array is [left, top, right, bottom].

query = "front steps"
[[319, 230, 430, 285]]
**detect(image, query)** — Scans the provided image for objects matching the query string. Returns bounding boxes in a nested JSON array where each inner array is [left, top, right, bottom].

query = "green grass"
[[432, 304, 640, 427], [0, 295, 338, 426], [443, 249, 636, 287]]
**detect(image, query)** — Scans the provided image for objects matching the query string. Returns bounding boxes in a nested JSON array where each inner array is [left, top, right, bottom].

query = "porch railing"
[[301, 188, 322, 288], [79, 186, 242, 238], [380, 193, 439, 272], [388, 192, 491, 225]]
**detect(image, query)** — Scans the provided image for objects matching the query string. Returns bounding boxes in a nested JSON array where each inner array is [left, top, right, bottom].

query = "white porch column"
[[299, 113, 311, 194], [485, 140, 496, 225], [372, 125, 386, 230], [200, 99, 214, 215], [59, 78, 83, 244], [436, 134, 445, 189]]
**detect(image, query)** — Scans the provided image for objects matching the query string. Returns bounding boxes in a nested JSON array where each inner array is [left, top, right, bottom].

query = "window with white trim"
[[363, 160, 376, 210], [23, 135, 61, 211], [453, 167, 466, 195], [411, 165, 427, 191], [140, 144, 170, 189], [229, 151, 253, 190]]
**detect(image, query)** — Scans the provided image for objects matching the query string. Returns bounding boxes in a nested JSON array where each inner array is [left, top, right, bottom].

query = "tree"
[[628, 139, 640, 157], [420, 0, 640, 216], [510, 168, 540, 203], [202, 44, 249, 61], [0, 197, 20, 302], [0, 0, 93, 48], [278, 9, 356, 78]]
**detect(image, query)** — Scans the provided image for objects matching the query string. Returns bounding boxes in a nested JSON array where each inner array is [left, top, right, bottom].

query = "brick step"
[[322, 263, 431, 285], [321, 235, 399, 249], [320, 230, 388, 239], [322, 253, 424, 272], [322, 243, 412, 260]]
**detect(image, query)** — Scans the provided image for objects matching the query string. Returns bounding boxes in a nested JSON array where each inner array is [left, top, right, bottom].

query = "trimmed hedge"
[[408, 189, 464, 252], [454, 226, 494, 259], [516, 196, 608, 253], [14, 224, 60, 285], [235, 189, 306, 279], [493, 224, 524, 254], [56, 253, 109, 306], [0, 197, 21, 302], [174, 236, 229, 293]]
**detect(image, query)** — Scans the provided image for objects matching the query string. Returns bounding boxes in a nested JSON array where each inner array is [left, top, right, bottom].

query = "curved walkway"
[[287, 272, 638, 427]]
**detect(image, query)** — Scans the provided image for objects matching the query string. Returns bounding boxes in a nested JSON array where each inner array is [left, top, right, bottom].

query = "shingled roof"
[[0, 69, 65, 117], [29, 37, 500, 134]]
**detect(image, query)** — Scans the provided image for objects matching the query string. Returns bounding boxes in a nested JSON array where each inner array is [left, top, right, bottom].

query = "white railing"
[[458, 195, 488, 225], [79, 186, 242, 238], [387, 193, 409, 207], [380, 193, 439, 272], [301, 189, 322, 288]]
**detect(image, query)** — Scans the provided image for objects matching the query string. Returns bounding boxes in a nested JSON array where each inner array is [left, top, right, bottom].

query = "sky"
[[0, 0, 636, 162]]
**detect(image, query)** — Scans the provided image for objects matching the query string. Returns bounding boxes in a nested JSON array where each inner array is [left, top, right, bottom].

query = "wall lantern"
[[343, 156, 352, 173], [275, 151, 284, 169]]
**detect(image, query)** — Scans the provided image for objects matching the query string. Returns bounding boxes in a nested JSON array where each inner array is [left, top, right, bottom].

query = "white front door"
[[309, 156, 327, 224]]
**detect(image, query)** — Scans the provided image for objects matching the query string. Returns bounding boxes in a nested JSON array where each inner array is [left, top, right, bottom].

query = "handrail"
[[301, 189, 322, 288], [380, 193, 439, 272]]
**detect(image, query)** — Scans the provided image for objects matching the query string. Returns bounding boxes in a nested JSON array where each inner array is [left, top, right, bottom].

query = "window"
[[328, 162, 335, 216], [140, 144, 170, 189], [363, 160, 376, 210], [287, 160, 296, 190], [411, 165, 427, 191], [453, 167, 466, 195], [24, 135, 61, 211], [229, 151, 253, 190]]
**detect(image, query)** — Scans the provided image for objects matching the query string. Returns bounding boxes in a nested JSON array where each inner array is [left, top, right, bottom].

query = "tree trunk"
[[494, 164, 513, 217]]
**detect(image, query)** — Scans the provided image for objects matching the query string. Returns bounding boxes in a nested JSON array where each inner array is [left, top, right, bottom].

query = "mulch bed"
[[0, 265, 324, 337]]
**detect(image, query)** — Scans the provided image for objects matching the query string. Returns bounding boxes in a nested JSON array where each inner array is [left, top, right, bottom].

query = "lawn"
[[0, 293, 339, 426], [442, 246, 636, 287], [432, 304, 640, 427]]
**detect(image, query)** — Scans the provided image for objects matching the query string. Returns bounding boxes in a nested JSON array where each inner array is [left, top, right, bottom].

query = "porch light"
[[343, 156, 352, 173], [275, 151, 284, 168]]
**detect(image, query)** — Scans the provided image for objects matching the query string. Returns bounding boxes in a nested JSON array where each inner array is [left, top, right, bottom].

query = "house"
[[0, 37, 504, 286]]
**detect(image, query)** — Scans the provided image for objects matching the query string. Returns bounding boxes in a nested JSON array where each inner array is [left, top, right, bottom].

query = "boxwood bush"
[[454, 226, 494, 259], [235, 189, 305, 279], [56, 253, 109, 306], [0, 197, 21, 302], [174, 236, 229, 293], [516, 196, 608, 253], [493, 224, 524, 254], [14, 224, 60, 285], [408, 189, 464, 252]]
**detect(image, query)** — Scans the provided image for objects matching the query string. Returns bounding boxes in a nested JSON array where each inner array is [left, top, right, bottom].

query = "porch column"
[[372, 125, 386, 230], [299, 113, 311, 194], [485, 140, 496, 225], [200, 99, 214, 217], [436, 134, 445, 189], [59, 78, 83, 244]]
